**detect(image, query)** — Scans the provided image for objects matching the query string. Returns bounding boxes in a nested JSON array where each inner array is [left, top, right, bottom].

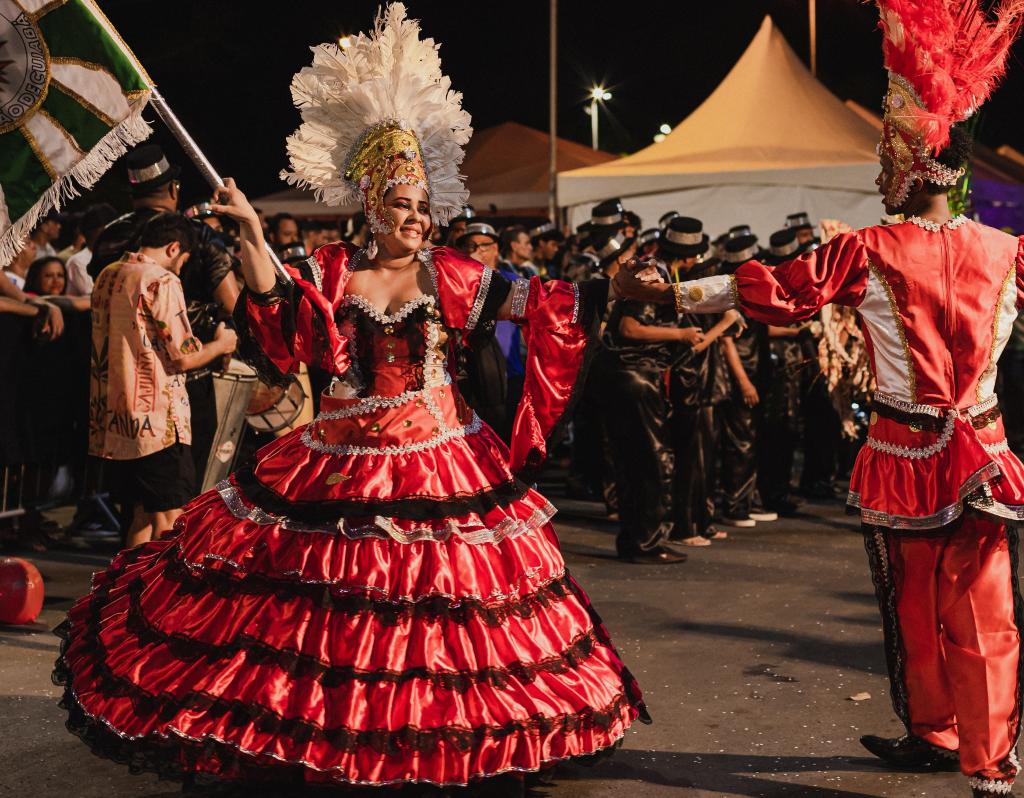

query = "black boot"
[[859, 734, 960, 771]]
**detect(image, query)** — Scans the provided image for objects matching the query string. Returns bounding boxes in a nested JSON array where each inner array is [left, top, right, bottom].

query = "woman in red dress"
[[53, 5, 647, 793]]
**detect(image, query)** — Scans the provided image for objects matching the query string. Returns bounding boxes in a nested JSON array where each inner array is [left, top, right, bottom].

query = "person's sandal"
[[679, 535, 712, 547]]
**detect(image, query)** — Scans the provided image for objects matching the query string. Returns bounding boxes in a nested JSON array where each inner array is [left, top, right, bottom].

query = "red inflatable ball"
[[0, 557, 45, 625]]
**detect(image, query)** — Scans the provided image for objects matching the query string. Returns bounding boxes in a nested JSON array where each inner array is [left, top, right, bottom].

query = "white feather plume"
[[280, 3, 472, 223]]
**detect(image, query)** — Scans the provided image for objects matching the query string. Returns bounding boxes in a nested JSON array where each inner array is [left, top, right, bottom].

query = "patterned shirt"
[[89, 253, 201, 460]]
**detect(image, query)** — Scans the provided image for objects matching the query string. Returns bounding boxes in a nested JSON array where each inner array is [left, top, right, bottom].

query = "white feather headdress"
[[280, 3, 472, 228]]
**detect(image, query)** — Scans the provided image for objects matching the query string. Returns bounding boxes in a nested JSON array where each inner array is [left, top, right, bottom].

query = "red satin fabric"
[[509, 279, 588, 474], [887, 517, 1021, 781], [58, 243, 642, 786], [734, 222, 1024, 524]]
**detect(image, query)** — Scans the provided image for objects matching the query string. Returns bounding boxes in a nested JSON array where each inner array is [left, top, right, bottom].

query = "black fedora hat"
[[593, 229, 635, 269], [723, 234, 759, 264], [590, 198, 626, 234], [658, 210, 680, 230], [763, 227, 814, 265], [659, 216, 710, 258], [785, 211, 814, 232], [279, 241, 310, 264], [125, 144, 180, 191], [637, 228, 661, 249], [727, 224, 753, 240]]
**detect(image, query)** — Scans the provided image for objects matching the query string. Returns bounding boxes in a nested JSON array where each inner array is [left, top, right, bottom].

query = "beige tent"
[[253, 121, 615, 217], [558, 16, 886, 237]]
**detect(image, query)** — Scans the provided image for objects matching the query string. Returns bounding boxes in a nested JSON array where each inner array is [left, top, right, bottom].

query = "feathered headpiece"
[[280, 3, 472, 241], [876, 0, 1024, 207]]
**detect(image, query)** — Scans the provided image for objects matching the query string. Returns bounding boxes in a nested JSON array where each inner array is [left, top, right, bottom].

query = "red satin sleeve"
[[243, 263, 349, 377], [510, 279, 600, 477], [430, 246, 497, 333], [734, 231, 870, 324]]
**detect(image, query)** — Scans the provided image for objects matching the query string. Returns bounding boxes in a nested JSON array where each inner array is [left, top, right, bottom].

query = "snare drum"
[[246, 374, 308, 435], [203, 359, 258, 491]]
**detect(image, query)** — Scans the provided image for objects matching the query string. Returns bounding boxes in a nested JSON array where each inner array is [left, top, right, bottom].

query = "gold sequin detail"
[[370, 423, 381, 433], [867, 260, 917, 403], [909, 423, 922, 433], [869, 411, 878, 426], [325, 472, 349, 485], [688, 285, 704, 302], [977, 261, 1015, 402], [728, 274, 741, 308]]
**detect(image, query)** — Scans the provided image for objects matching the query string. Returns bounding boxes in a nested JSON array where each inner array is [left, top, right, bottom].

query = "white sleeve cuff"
[[673, 275, 738, 314]]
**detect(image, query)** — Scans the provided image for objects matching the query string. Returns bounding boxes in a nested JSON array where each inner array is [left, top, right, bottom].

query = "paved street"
[[0, 497, 975, 797]]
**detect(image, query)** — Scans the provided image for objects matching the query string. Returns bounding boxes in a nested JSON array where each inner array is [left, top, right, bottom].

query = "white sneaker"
[[721, 516, 756, 528], [749, 509, 779, 522]]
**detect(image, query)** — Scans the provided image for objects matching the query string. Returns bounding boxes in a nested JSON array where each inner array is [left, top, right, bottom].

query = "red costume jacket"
[[677, 218, 1024, 530]]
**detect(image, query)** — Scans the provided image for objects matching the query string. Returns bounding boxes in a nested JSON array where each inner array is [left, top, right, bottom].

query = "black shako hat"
[[590, 198, 626, 235], [125, 144, 180, 191], [593, 229, 635, 269], [456, 221, 499, 247], [658, 210, 680, 230], [727, 224, 753, 240], [723, 233, 759, 264], [785, 211, 814, 232], [659, 216, 710, 259]]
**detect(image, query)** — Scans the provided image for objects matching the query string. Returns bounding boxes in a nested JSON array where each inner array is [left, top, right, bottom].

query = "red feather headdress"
[[876, 0, 1024, 205]]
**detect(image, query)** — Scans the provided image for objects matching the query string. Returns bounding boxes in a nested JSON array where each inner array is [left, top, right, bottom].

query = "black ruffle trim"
[[123, 577, 603, 691], [233, 468, 532, 523], [54, 581, 632, 758], [162, 549, 576, 627]]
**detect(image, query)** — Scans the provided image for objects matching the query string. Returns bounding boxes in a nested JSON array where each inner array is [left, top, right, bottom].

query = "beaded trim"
[[418, 247, 439, 295], [872, 391, 942, 418], [215, 479, 556, 544], [570, 283, 580, 325], [301, 389, 483, 456], [867, 261, 917, 402], [970, 393, 1000, 418], [316, 390, 423, 420], [979, 264, 1016, 402], [339, 294, 435, 325], [866, 409, 956, 459], [905, 215, 969, 232], [968, 777, 1014, 795], [848, 462, 1002, 530], [304, 255, 323, 292], [465, 266, 492, 332], [509, 278, 531, 320], [983, 439, 1011, 456], [728, 274, 740, 309]]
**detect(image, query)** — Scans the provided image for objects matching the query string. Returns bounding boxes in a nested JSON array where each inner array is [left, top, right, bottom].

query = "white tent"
[[558, 16, 885, 239]]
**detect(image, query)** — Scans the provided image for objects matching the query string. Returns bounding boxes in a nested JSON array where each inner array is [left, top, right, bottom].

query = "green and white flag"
[[0, 0, 152, 265]]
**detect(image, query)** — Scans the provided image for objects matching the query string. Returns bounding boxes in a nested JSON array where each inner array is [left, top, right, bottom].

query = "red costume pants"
[[865, 516, 1023, 792]]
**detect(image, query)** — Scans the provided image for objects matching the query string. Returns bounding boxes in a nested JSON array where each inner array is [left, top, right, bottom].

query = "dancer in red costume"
[[53, 5, 648, 793], [619, 2, 1024, 795]]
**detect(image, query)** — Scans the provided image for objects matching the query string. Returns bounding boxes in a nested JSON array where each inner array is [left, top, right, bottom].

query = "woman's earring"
[[366, 238, 378, 259]]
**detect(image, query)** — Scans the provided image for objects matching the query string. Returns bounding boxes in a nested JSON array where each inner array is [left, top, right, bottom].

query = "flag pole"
[[148, 88, 293, 284]]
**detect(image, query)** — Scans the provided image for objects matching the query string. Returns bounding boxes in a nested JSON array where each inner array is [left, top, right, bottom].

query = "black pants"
[[717, 397, 756, 518], [670, 404, 716, 539], [800, 375, 840, 490], [569, 366, 616, 508], [758, 377, 799, 506], [597, 359, 673, 555], [186, 373, 216, 493]]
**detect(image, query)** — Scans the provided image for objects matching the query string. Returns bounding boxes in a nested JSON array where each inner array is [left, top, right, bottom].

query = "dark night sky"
[[92, 0, 1024, 208]]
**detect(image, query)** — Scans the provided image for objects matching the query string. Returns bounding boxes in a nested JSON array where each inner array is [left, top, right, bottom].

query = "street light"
[[588, 86, 612, 150]]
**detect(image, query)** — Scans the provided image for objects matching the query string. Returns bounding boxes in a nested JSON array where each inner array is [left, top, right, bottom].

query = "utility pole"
[[548, 0, 557, 222], [809, 0, 817, 76]]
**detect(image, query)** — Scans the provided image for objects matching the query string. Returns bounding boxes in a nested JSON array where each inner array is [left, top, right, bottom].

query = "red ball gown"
[[54, 243, 648, 788]]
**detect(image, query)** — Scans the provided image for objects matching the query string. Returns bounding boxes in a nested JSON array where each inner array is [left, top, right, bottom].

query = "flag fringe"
[[0, 102, 153, 269]]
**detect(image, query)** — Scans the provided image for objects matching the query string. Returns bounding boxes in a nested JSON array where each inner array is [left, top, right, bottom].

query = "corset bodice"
[[334, 294, 450, 398]]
